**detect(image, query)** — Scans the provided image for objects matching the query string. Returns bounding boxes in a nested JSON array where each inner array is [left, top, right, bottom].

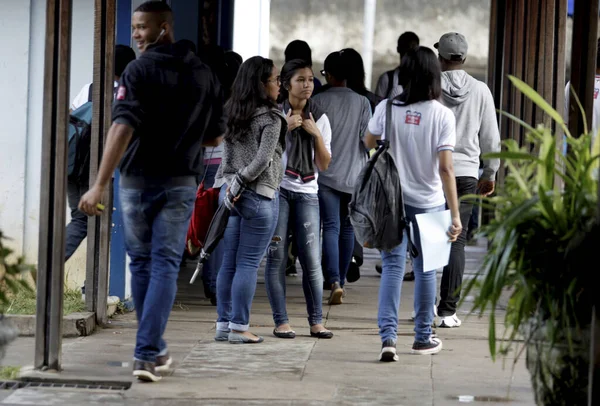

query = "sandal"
[[273, 328, 296, 339]]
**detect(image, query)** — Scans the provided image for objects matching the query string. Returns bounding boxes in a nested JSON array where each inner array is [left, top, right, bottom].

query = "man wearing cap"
[[313, 51, 372, 305], [434, 32, 501, 328]]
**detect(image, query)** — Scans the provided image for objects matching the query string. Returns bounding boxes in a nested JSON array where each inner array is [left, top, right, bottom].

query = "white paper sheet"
[[414, 210, 452, 272]]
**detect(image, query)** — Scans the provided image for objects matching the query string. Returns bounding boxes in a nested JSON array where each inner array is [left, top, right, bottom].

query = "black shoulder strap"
[[386, 99, 418, 258], [386, 70, 395, 98], [87, 82, 93, 102]]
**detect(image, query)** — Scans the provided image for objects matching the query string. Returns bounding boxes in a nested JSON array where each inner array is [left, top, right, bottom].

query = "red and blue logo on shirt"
[[116, 86, 127, 100], [594, 88, 599, 100], [405, 111, 422, 125]]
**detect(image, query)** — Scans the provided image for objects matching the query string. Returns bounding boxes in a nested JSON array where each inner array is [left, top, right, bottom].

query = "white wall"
[[0, 0, 34, 255], [70, 0, 95, 103], [0, 0, 95, 279], [233, 0, 271, 61]]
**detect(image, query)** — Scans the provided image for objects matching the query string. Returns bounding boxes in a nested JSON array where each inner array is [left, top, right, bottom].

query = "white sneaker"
[[438, 313, 462, 328]]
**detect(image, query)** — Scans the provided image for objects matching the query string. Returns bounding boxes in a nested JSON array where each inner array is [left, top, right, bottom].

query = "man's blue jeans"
[[378, 204, 445, 344], [318, 183, 354, 286], [265, 188, 324, 327], [216, 187, 279, 332], [120, 184, 196, 363]]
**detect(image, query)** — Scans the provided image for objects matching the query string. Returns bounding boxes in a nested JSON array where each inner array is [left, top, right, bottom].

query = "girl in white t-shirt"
[[364, 47, 462, 360], [264, 59, 334, 339]]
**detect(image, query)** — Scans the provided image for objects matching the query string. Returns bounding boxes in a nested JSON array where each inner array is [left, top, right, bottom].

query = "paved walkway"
[[0, 240, 534, 405]]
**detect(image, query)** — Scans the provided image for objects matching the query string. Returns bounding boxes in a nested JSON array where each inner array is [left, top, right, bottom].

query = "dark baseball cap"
[[434, 32, 468, 61], [322, 51, 346, 80]]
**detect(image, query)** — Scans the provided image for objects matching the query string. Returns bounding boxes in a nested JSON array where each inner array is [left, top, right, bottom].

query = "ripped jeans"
[[264, 187, 324, 327]]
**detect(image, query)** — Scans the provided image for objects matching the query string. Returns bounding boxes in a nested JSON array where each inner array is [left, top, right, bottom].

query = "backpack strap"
[[385, 100, 419, 258], [385, 70, 395, 98]]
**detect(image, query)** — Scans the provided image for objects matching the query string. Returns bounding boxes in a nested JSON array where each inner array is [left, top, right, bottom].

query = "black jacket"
[[113, 41, 225, 187]]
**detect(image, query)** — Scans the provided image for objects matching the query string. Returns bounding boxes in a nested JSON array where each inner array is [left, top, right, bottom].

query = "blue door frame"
[[108, 0, 132, 302]]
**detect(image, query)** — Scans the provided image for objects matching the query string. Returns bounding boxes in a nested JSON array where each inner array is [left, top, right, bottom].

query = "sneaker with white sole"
[[155, 353, 172, 372], [379, 339, 399, 362], [411, 337, 443, 355], [438, 313, 462, 328], [133, 360, 161, 382]]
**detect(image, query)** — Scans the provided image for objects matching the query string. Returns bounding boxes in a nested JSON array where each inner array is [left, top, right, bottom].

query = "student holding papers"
[[364, 47, 462, 361]]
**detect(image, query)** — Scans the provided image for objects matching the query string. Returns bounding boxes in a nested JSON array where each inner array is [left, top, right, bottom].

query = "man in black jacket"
[[79, 1, 224, 382]]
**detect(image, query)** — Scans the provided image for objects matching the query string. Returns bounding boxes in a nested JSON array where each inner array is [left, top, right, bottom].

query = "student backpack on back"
[[67, 86, 93, 183], [349, 100, 418, 255]]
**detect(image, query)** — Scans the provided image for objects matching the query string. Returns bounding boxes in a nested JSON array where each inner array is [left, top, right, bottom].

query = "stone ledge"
[[5, 312, 96, 337]]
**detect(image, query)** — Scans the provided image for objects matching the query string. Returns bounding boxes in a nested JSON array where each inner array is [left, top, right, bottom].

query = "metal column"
[[35, 0, 73, 371], [85, 0, 116, 326], [567, 0, 599, 139]]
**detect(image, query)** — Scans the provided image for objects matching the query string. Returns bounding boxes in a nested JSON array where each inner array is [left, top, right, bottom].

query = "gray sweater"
[[214, 107, 286, 198], [441, 70, 501, 181], [313, 87, 371, 194]]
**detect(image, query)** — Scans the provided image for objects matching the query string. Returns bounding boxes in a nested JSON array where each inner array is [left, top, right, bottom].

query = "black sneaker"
[[133, 360, 161, 382], [156, 353, 172, 372], [346, 259, 360, 283], [375, 263, 382, 274], [403, 271, 415, 281], [411, 337, 443, 355], [379, 339, 398, 362]]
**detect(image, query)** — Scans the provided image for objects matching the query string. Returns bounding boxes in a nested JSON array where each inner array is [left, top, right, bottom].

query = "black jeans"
[[65, 179, 89, 261], [437, 176, 478, 317]]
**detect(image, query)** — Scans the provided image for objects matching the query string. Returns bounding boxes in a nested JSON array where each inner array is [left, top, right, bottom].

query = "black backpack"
[[349, 100, 417, 255], [67, 85, 93, 183]]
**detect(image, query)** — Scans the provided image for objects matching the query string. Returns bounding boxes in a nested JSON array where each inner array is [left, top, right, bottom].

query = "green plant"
[[0, 230, 35, 311], [0, 366, 20, 380], [2, 284, 85, 316], [463, 75, 599, 361]]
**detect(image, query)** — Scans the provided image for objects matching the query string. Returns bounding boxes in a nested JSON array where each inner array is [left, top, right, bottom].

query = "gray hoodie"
[[441, 70, 501, 181]]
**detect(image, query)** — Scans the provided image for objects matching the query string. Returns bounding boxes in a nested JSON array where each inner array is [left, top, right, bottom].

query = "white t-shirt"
[[280, 112, 332, 194], [368, 99, 456, 209], [71, 81, 119, 111]]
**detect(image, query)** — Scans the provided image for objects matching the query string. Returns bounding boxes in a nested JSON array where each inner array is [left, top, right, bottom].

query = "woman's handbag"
[[185, 180, 220, 256]]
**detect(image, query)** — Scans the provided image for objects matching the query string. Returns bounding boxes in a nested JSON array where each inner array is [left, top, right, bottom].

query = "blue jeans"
[[265, 188, 324, 327], [378, 204, 445, 344], [65, 180, 89, 261], [318, 183, 354, 286], [216, 187, 279, 332], [201, 163, 224, 294], [120, 185, 196, 362]]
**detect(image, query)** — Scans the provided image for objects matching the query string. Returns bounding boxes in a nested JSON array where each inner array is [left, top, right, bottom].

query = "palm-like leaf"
[[462, 78, 599, 361]]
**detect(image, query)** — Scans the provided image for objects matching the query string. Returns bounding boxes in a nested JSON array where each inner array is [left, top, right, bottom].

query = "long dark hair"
[[278, 58, 313, 103], [340, 48, 367, 95], [225, 56, 277, 141], [397, 46, 442, 106]]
